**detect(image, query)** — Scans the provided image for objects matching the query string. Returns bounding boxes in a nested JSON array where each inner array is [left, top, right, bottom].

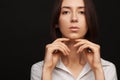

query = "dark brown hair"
[[50, 0, 99, 42]]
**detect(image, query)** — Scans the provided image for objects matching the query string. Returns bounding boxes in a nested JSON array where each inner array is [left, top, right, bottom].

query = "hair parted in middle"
[[50, 0, 99, 42]]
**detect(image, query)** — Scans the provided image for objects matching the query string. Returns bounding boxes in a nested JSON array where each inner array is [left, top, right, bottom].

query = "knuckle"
[[46, 44, 51, 48], [97, 44, 100, 48], [96, 44, 100, 50], [55, 38, 61, 41]]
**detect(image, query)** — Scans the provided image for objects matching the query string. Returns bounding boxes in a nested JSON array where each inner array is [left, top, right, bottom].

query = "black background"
[[0, 0, 120, 80]]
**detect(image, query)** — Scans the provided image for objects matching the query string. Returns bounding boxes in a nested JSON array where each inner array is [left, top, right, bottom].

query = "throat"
[[61, 56, 85, 79], [61, 54, 86, 67], [61, 40, 86, 79]]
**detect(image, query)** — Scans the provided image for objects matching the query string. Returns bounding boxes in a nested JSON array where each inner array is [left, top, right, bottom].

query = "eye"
[[79, 11, 85, 14], [62, 11, 70, 15]]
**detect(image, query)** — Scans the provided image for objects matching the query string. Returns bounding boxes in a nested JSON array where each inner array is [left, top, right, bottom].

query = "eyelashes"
[[79, 11, 85, 14], [62, 11, 70, 14], [61, 11, 85, 15]]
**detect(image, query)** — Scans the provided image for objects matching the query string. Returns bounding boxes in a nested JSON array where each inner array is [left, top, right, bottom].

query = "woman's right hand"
[[43, 38, 70, 73]]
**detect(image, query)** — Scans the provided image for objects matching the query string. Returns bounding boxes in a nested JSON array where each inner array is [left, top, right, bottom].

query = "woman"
[[31, 0, 118, 80]]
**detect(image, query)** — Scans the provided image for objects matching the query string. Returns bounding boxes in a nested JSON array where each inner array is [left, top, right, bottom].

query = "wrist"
[[42, 61, 55, 72], [93, 67, 105, 80], [42, 67, 53, 80], [92, 64, 104, 74], [91, 63, 103, 70], [42, 66, 53, 74], [93, 67, 104, 74]]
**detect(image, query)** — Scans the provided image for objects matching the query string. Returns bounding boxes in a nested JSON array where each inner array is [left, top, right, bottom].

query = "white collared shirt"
[[31, 58, 118, 80]]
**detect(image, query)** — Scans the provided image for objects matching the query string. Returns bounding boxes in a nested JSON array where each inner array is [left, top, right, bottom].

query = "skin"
[[42, 0, 105, 80], [59, 0, 87, 40]]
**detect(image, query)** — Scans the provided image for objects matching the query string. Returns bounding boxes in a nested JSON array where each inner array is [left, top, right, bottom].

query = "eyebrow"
[[61, 6, 85, 9]]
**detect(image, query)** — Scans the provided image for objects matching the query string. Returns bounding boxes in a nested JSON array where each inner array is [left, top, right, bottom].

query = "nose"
[[71, 13, 78, 23]]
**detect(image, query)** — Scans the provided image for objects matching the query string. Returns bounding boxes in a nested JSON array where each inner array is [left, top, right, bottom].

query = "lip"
[[69, 26, 80, 31]]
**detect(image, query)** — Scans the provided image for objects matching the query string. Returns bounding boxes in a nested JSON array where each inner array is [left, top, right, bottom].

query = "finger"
[[52, 45, 69, 56], [74, 41, 85, 47], [52, 41, 70, 54], [75, 39, 98, 48], [77, 44, 93, 54], [75, 39, 85, 42], [56, 46, 69, 56], [54, 38, 69, 42], [57, 42, 70, 55]]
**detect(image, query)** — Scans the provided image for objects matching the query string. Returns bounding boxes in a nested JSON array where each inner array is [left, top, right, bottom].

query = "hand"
[[74, 39, 102, 70], [43, 38, 70, 72]]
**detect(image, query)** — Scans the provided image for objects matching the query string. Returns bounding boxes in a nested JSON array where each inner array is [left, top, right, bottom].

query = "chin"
[[62, 34, 84, 40], [66, 36, 82, 40]]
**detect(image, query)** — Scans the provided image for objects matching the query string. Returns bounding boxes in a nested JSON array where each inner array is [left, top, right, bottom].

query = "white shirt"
[[31, 58, 118, 80]]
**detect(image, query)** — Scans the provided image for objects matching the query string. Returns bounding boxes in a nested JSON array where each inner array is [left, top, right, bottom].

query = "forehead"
[[61, 0, 85, 7]]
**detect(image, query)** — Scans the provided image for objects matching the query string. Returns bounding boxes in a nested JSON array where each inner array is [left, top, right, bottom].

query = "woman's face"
[[59, 0, 87, 40]]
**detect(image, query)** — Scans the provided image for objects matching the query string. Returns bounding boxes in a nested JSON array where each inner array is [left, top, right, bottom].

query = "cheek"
[[59, 18, 69, 35], [80, 24, 88, 33], [59, 15, 70, 25], [59, 20, 69, 32], [79, 18, 87, 30]]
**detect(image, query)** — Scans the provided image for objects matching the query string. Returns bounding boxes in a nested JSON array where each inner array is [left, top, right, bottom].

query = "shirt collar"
[[56, 58, 110, 68], [55, 58, 91, 78], [56, 58, 72, 73], [55, 58, 111, 79]]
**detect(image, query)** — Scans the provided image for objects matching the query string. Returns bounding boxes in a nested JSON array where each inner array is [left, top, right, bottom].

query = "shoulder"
[[30, 60, 44, 80], [31, 60, 44, 75], [31, 60, 44, 71], [101, 58, 116, 69], [101, 58, 118, 80]]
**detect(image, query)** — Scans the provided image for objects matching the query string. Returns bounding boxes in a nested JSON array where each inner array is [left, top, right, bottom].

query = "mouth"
[[69, 26, 80, 31]]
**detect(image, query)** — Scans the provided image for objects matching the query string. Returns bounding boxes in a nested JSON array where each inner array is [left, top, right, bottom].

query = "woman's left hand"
[[74, 39, 102, 70]]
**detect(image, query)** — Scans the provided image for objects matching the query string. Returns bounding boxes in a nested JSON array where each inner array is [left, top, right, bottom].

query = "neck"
[[61, 40, 86, 66]]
